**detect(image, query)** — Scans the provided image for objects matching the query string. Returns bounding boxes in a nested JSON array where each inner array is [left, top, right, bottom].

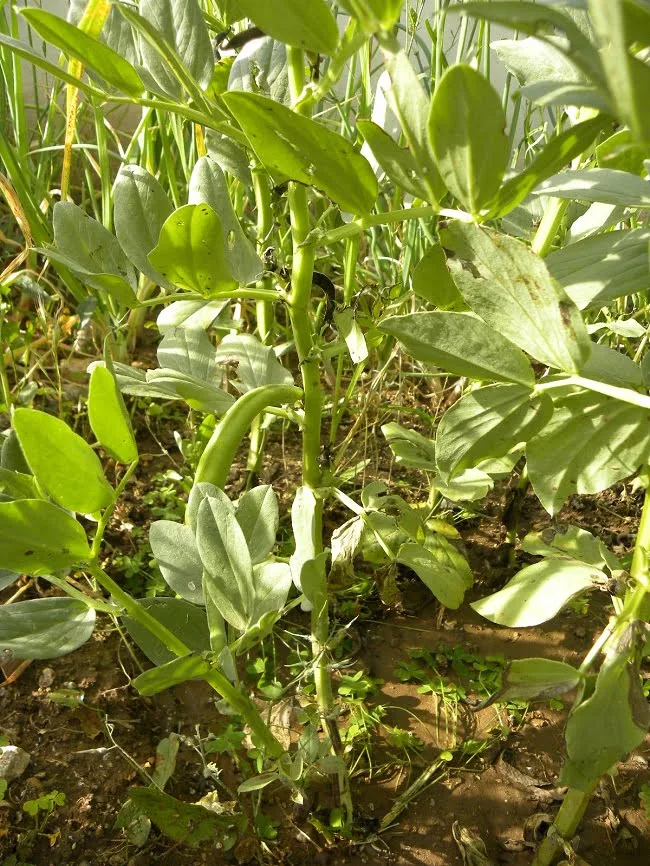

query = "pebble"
[[0, 745, 31, 781], [38, 667, 55, 689]]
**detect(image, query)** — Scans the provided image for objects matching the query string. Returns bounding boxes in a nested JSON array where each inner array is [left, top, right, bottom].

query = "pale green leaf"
[[411, 243, 464, 310], [113, 165, 174, 288], [496, 658, 582, 704], [436, 384, 553, 480], [0, 598, 95, 660], [228, 36, 289, 105], [138, 0, 214, 98], [382, 422, 437, 471], [149, 521, 204, 605], [215, 333, 293, 393], [357, 120, 430, 200], [534, 168, 650, 206], [546, 229, 650, 310], [380, 311, 535, 386], [527, 390, 650, 515], [443, 222, 591, 373], [235, 485, 279, 565], [471, 559, 605, 627]]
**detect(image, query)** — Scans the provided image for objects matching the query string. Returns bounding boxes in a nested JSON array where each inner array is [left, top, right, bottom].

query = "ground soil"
[[0, 387, 649, 866]]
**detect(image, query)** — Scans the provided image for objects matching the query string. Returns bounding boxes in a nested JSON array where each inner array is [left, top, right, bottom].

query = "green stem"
[[531, 196, 569, 257], [533, 476, 650, 865], [91, 460, 139, 558], [195, 384, 302, 489], [302, 206, 470, 249], [531, 787, 595, 866], [286, 44, 353, 830], [86, 562, 285, 758]]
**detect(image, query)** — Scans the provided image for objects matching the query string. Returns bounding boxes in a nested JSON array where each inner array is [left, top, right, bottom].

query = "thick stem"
[[286, 44, 353, 829], [87, 562, 285, 759], [533, 477, 650, 865]]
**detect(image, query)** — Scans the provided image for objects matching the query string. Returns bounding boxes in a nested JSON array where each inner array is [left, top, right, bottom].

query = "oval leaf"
[[149, 521, 204, 605], [88, 366, 138, 464], [13, 409, 113, 514], [471, 559, 605, 627], [222, 91, 378, 215], [380, 311, 535, 386], [429, 64, 509, 214], [235, 0, 338, 55], [0, 597, 95, 660], [148, 204, 235, 293], [0, 499, 91, 576]]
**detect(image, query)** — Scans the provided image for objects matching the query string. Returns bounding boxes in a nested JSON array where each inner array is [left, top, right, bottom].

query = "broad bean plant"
[[1, 0, 650, 863]]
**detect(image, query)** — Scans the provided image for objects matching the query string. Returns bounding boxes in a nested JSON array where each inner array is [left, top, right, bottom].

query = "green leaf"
[[0, 598, 95, 660], [357, 120, 430, 200], [157, 298, 229, 334], [222, 91, 378, 214], [471, 559, 605, 627], [398, 538, 472, 609], [561, 642, 650, 791], [123, 598, 210, 667], [488, 117, 609, 218], [495, 658, 582, 704], [113, 165, 174, 289], [13, 409, 113, 514], [436, 466, 494, 502], [546, 229, 650, 310], [579, 344, 643, 390], [215, 334, 293, 393], [492, 35, 588, 91], [149, 521, 204, 605], [132, 653, 213, 696], [0, 467, 40, 501], [339, 0, 404, 31], [1, 430, 30, 474], [527, 390, 650, 515], [380, 311, 535, 386], [234, 0, 338, 55], [19, 8, 144, 96], [88, 366, 138, 464], [68, 0, 138, 67], [148, 204, 235, 293], [187, 483, 234, 533], [228, 36, 289, 105], [250, 561, 292, 623], [589, 0, 650, 149], [460, 1, 604, 85], [127, 787, 239, 846], [443, 222, 591, 374], [521, 525, 621, 572], [429, 64, 509, 214], [188, 157, 262, 284], [206, 130, 252, 186], [382, 422, 437, 471], [436, 385, 553, 480], [596, 129, 647, 175], [0, 570, 19, 591], [0, 499, 91, 577], [379, 39, 446, 204], [289, 486, 320, 609], [534, 168, 650, 206], [196, 495, 253, 631], [50, 202, 137, 305], [411, 243, 464, 310], [235, 486, 279, 565], [137, 0, 214, 99], [334, 309, 368, 364]]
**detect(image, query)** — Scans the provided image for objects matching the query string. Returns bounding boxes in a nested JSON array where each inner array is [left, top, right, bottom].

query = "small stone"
[[38, 668, 54, 689], [574, 627, 587, 638], [0, 745, 30, 781]]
